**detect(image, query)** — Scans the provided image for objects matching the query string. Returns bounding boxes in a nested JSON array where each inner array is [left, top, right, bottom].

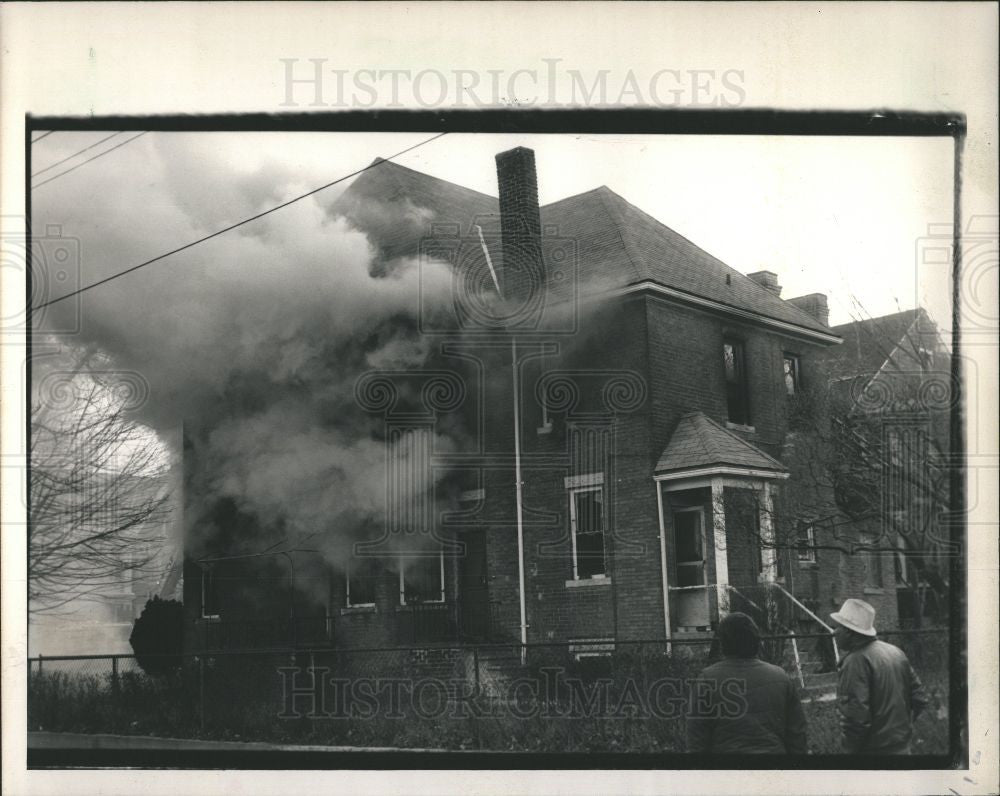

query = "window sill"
[[565, 577, 612, 588], [395, 601, 447, 611], [725, 422, 756, 434], [863, 587, 885, 595], [200, 615, 221, 622], [341, 605, 377, 615], [798, 560, 819, 569]]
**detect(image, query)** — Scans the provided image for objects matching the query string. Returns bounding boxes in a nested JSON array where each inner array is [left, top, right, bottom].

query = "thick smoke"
[[32, 133, 459, 592]]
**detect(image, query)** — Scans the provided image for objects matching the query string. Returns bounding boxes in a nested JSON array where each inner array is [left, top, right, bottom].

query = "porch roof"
[[654, 412, 787, 476]]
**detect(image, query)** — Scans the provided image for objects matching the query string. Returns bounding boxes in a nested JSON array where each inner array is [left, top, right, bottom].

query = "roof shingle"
[[332, 159, 833, 335], [655, 412, 786, 474]]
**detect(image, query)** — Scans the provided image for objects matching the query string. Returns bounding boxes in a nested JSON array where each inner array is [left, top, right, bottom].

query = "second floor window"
[[723, 339, 750, 425], [783, 354, 801, 395]]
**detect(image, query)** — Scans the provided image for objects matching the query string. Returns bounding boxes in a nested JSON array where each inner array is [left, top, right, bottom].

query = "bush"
[[129, 596, 184, 675]]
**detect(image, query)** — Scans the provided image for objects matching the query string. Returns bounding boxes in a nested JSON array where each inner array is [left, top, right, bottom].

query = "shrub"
[[129, 596, 184, 675]]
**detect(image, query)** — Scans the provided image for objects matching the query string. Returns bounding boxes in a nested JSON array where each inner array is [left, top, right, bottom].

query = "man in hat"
[[830, 598, 929, 754], [687, 612, 807, 754]]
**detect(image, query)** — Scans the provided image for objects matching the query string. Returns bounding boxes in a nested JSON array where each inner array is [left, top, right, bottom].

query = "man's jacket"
[[837, 638, 929, 753], [687, 657, 808, 754]]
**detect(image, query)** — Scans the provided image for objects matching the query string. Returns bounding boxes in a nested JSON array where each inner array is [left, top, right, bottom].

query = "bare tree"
[[29, 349, 171, 614], [715, 308, 953, 627]]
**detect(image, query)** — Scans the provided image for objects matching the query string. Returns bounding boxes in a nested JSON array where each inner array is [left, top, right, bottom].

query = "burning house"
[[181, 146, 899, 656]]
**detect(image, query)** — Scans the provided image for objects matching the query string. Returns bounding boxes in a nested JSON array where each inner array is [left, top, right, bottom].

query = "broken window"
[[783, 353, 801, 395], [400, 549, 445, 604], [346, 554, 379, 607], [723, 338, 750, 425], [201, 565, 220, 619], [570, 486, 607, 579]]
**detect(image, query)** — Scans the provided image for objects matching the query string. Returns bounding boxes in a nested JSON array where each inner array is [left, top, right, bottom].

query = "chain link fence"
[[28, 628, 949, 754]]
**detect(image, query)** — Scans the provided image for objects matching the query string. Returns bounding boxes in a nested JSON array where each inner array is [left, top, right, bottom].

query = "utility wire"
[[32, 132, 123, 177], [33, 132, 148, 189], [31, 131, 56, 144], [32, 131, 449, 310]]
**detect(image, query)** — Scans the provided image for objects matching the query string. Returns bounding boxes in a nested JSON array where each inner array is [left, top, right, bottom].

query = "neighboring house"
[[28, 469, 182, 657], [183, 147, 902, 656], [814, 308, 952, 627]]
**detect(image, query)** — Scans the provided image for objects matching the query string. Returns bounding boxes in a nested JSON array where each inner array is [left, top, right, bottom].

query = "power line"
[[33, 132, 148, 189], [32, 132, 123, 177], [31, 131, 56, 144], [31, 131, 449, 311]]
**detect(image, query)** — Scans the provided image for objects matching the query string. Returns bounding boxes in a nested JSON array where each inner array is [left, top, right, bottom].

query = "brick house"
[[813, 308, 952, 627], [183, 147, 900, 654]]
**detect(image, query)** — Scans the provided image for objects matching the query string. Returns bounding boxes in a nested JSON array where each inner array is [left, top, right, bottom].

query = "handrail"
[[769, 582, 834, 633], [723, 584, 765, 615], [769, 582, 839, 660]]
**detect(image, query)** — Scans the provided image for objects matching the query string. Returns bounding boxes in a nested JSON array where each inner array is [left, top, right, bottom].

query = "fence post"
[[111, 656, 119, 692], [309, 652, 317, 714], [199, 657, 206, 732], [790, 632, 805, 689]]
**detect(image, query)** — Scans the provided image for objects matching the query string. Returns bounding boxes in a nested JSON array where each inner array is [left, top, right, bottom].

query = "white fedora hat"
[[830, 598, 877, 637]]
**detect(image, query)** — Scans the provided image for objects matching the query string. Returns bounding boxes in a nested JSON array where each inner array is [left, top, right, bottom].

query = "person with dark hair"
[[830, 598, 929, 754], [687, 612, 808, 754]]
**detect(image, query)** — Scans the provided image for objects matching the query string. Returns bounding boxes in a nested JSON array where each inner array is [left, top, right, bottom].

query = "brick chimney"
[[747, 270, 782, 297], [495, 147, 544, 308], [787, 293, 830, 327]]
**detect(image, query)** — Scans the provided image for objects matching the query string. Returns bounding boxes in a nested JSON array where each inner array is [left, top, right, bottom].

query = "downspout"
[[654, 478, 672, 651], [476, 224, 527, 663], [512, 337, 528, 664]]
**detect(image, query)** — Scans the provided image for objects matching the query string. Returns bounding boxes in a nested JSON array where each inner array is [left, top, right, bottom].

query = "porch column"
[[711, 478, 730, 615], [759, 481, 778, 582]]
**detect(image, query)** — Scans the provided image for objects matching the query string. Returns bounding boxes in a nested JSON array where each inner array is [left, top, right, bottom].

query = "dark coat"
[[687, 657, 808, 754], [837, 637, 929, 753]]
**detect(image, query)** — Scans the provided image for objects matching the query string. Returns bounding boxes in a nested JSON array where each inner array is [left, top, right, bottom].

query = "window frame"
[[346, 555, 379, 608], [723, 337, 751, 426], [672, 505, 707, 588], [200, 565, 220, 620], [399, 548, 446, 606], [796, 521, 817, 565], [783, 352, 801, 396], [861, 533, 884, 591], [569, 484, 609, 581]]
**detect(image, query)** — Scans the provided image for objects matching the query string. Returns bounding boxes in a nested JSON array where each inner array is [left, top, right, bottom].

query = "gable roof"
[[818, 308, 938, 381], [655, 412, 787, 475], [542, 187, 833, 335], [333, 159, 835, 338]]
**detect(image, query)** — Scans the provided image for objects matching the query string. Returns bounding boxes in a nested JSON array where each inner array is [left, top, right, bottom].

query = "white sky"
[[30, 130, 955, 330]]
